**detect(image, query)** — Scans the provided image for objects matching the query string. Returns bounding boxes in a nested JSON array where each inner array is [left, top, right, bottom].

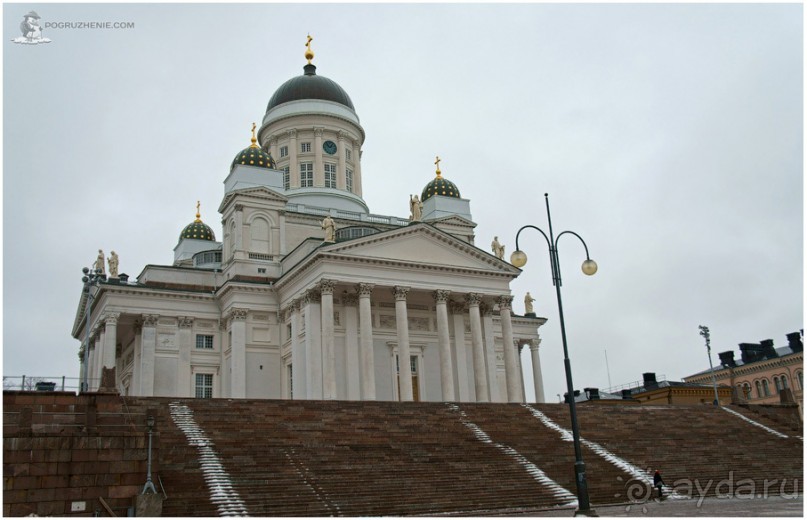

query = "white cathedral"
[[72, 40, 547, 404]]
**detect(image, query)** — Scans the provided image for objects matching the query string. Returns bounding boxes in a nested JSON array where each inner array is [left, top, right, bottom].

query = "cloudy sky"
[[3, 3, 802, 401]]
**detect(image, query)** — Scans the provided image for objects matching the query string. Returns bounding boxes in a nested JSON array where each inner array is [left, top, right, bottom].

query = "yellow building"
[[683, 332, 803, 411]]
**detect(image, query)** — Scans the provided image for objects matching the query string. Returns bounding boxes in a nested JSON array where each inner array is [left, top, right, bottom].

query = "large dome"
[[266, 64, 355, 112], [180, 203, 216, 242]]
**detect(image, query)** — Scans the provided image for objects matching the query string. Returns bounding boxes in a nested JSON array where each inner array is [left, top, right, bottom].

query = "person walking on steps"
[[653, 469, 665, 499]]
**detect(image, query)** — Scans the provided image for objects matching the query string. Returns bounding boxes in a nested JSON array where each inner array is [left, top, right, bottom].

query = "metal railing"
[[603, 374, 667, 394], [2, 375, 94, 393]]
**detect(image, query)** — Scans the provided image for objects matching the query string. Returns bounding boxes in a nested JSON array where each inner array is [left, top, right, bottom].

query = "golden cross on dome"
[[305, 34, 314, 64], [250, 122, 258, 148], [195, 200, 201, 222], [435, 156, 442, 177]]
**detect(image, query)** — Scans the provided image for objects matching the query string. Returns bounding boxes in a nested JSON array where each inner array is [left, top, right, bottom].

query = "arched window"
[[798, 372, 803, 390], [742, 383, 751, 400], [755, 381, 763, 398], [774, 376, 782, 393], [781, 375, 789, 389], [762, 379, 770, 396]]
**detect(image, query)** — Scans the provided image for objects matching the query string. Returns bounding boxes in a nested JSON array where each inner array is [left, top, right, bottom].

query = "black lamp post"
[[142, 415, 157, 494], [80, 267, 105, 393], [510, 193, 597, 516]]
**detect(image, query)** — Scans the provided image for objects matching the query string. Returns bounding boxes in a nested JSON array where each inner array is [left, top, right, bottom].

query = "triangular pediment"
[[320, 224, 517, 274], [424, 214, 477, 228], [218, 186, 288, 213]]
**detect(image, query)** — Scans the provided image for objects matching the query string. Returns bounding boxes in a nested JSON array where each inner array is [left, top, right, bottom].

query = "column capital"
[[319, 279, 336, 295], [343, 292, 359, 306], [78, 346, 86, 360], [178, 317, 194, 328], [304, 289, 322, 305], [465, 293, 482, 307], [142, 314, 159, 327], [497, 295, 514, 311], [392, 286, 410, 301], [337, 130, 346, 141], [356, 283, 375, 297], [229, 308, 249, 321], [314, 127, 324, 137], [479, 301, 493, 317], [103, 312, 120, 326], [529, 338, 542, 350], [288, 129, 297, 139], [433, 289, 451, 304]]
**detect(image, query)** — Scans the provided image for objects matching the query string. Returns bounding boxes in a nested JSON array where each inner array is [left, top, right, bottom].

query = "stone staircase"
[[136, 398, 801, 516]]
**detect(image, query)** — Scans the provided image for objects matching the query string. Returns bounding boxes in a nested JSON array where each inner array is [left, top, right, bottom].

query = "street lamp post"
[[698, 325, 720, 406], [510, 193, 598, 517], [81, 267, 105, 393], [142, 415, 157, 494]]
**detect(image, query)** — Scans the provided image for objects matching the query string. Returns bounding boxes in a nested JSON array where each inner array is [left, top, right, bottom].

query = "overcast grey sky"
[[3, 3, 803, 401]]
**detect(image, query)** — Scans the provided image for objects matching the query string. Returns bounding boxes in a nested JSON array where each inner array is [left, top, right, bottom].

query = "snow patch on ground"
[[169, 402, 250, 516], [720, 406, 790, 439], [447, 403, 577, 507]]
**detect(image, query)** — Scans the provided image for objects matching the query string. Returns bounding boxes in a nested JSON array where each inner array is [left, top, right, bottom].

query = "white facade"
[[72, 51, 547, 403]]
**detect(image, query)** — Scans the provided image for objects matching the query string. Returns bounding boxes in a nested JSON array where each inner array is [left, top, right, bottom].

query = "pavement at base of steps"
[[519, 494, 804, 517]]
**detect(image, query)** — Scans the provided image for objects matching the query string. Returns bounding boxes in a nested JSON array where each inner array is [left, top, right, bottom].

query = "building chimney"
[[584, 387, 600, 400], [739, 343, 762, 363], [621, 389, 633, 400], [642, 372, 658, 389], [786, 332, 802, 353], [760, 339, 778, 359], [718, 350, 736, 367]]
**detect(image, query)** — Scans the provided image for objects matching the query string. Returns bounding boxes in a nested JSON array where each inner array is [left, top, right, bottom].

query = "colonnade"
[[283, 278, 545, 403]]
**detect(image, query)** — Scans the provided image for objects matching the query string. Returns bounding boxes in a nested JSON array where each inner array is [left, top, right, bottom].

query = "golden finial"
[[250, 122, 259, 149], [195, 200, 202, 223], [435, 156, 442, 178], [305, 34, 314, 64]]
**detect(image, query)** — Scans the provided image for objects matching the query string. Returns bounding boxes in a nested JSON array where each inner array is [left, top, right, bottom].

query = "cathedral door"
[[396, 354, 421, 402]]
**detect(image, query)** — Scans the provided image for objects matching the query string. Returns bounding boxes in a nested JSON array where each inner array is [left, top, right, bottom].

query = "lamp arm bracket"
[[514, 225, 552, 252], [556, 230, 592, 260]]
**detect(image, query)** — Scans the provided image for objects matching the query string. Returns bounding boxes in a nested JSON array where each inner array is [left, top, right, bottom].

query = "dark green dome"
[[231, 144, 276, 170], [180, 204, 216, 242], [267, 64, 355, 112], [421, 173, 461, 201]]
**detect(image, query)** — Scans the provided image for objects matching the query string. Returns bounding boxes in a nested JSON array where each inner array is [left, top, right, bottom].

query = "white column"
[[229, 308, 248, 399], [517, 342, 527, 402], [268, 137, 278, 163], [314, 127, 324, 186], [393, 286, 413, 401], [481, 303, 500, 402], [102, 313, 119, 372], [498, 296, 520, 403], [433, 290, 455, 401], [320, 279, 337, 400], [78, 347, 86, 392], [132, 325, 142, 395], [343, 293, 360, 400], [467, 293, 489, 402], [177, 317, 193, 398], [86, 333, 96, 390], [530, 338, 546, 403], [337, 131, 347, 190], [304, 289, 323, 399], [289, 130, 298, 187], [357, 283, 376, 400], [140, 315, 158, 396], [234, 205, 244, 258], [353, 140, 363, 197], [290, 300, 306, 399], [450, 301, 470, 401]]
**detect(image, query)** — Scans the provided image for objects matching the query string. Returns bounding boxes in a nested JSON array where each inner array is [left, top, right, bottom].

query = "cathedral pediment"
[[321, 224, 517, 274], [218, 186, 288, 213]]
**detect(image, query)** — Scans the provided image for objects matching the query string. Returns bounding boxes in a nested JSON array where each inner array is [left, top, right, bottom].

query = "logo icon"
[[11, 11, 52, 45]]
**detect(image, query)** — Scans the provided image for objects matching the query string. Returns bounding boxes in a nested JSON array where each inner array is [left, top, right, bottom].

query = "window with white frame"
[[300, 162, 313, 187], [195, 334, 214, 349], [280, 145, 288, 158], [301, 142, 311, 153], [346, 168, 353, 193], [283, 166, 290, 190], [346, 148, 352, 161], [324, 163, 337, 188], [195, 373, 214, 398]]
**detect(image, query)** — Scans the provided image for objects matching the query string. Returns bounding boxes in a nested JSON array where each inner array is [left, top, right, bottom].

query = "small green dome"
[[231, 123, 277, 171], [421, 173, 461, 201], [180, 202, 216, 242], [231, 145, 276, 171]]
